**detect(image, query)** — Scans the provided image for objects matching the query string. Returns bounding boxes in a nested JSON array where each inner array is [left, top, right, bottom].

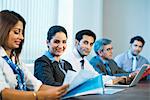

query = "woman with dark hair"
[[34, 25, 75, 86], [0, 10, 68, 100]]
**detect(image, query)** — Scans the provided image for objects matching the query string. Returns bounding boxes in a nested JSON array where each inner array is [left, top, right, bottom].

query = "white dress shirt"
[[63, 48, 120, 85], [0, 46, 42, 92], [63, 48, 99, 76]]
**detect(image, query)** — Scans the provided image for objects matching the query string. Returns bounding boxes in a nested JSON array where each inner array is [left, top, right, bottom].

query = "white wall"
[[146, 0, 150, 60], [57, 0, 74, 57], [0, 0, 58, 63], [103, 0, 150, 61], [1, 0, 149, 62], [73, 0, 103, 59]]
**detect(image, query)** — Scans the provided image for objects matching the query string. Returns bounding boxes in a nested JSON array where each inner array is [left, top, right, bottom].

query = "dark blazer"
[[34, 55, 74, 86], [90, 56, 128, 75]]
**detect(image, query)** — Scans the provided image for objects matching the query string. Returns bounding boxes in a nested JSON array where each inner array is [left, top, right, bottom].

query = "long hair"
[[0, 10, 26, 61]]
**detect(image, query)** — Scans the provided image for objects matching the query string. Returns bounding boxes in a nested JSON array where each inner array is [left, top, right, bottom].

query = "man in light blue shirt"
[[115, 36, 149, 73]]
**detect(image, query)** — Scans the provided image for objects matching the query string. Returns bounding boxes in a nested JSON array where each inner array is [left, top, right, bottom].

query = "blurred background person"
[[115, 36, 149, 72]]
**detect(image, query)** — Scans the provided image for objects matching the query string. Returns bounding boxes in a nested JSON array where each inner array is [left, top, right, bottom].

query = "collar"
[[73, 48, 84, 61], [0, 46, 9, 57], [98, 56, 108, 64], [44, 50, 62, 63], [127, 50, 139, 60], [0, 46, 17, 63]]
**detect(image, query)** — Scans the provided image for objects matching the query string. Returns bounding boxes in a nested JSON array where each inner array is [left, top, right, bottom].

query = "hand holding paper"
[[63, 70, 96, 91], [63, 70, 104, 99]]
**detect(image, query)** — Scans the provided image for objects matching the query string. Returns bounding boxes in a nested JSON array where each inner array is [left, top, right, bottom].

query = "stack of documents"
[[63, 70, 104, 99]]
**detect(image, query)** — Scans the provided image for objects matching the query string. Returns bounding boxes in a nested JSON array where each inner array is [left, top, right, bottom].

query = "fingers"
[[60, 84, 69, 89], [59, 84, 69, 93], [58, 89, 68, 97], [56, 84, 69, 97], [130, 71, 138, 77], [112, 77, 126, 84]]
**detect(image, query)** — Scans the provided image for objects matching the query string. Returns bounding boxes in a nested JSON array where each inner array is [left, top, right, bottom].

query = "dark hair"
[[0, 10, 26, 58], [75, 29, 96, 42], [94, 38, 112, 55], [47, 25, 67, 41], [130, 36, 145, 46]]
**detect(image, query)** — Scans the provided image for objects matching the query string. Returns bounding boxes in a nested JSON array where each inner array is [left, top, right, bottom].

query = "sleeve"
[[34, 57, 62, 86], [144, 57, 150, 64], [113, 60, 128, 74], [21, 62, 42, 92], [114, 55, 123, 68], [90, 58, 103, 74], [0, 58, 10, 92], [116, 66, 128, 73]]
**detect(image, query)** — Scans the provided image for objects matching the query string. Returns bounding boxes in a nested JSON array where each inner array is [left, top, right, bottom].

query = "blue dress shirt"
[[115, 51, 149, 72]]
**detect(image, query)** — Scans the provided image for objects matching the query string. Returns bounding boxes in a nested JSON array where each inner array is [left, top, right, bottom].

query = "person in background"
[[0, 10, 68, 100], [63, 29, 98, 75], [34, 25, 74, 86], [114, 36, 149, 72], [90, 38, 129, 76]]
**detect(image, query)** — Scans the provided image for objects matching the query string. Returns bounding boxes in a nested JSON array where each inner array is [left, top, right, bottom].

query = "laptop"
[[105, 65, 147, 87]]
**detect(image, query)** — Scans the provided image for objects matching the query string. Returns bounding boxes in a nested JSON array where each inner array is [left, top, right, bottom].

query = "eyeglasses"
[[102, 47, 113, 52]]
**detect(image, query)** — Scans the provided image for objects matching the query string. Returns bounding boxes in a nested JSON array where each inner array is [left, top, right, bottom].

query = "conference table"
[[66, 80, 150, 100]]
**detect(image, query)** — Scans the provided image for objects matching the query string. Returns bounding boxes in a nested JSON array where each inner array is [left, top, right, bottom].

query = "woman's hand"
[[37, 84, 69, 100]]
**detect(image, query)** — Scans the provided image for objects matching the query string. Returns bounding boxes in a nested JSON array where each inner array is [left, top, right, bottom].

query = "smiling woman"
[[34, 25, 75, 86], [0, 10, 69, 100], [0, 0, 60, 63], [6, 21, 24, 50]]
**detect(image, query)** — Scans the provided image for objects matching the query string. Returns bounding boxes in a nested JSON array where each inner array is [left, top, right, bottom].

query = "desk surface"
[[67, 80, 150, 100]]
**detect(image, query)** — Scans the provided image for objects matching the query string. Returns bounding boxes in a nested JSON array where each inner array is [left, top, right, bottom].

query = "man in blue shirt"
[[114, 36, 149, 72], [90, 38, 128, 76]]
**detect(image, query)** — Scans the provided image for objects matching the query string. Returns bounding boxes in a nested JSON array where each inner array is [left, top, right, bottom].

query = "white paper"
[[102, 75, 116, 85], [63, 70, 96, 91]]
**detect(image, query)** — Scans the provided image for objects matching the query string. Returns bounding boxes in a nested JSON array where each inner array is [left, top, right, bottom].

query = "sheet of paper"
[[63, 70, 96, 91], [63, 75, 104, 99], [63, 70, 125, 99], [102, 75, 116, 85]]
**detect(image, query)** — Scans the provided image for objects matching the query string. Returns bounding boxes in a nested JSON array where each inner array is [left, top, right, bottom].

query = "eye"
[[90, 43, 93, 46], [11, 28, 23, 35], [83, 41, 88, 45], [63, 40, 66, 44], [134, 44, 138, 47], [14, 31, 19, 34], [54, 40, 60, 43], [106, 47, 113, 51]]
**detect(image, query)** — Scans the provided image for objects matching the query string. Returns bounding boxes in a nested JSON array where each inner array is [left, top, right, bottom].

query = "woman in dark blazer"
[[34, 25, 74, 86]]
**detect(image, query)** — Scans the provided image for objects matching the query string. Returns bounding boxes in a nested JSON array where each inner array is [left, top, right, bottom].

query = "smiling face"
[[47, 32, 67, 57], [130, 40, 143, 56], [75, 35, 94, 57], [5, 21, 24, 51]]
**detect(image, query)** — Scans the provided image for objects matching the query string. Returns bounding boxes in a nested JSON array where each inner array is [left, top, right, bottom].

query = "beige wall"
[[103, 0, 150, 61], [73, 0, 103, 60]]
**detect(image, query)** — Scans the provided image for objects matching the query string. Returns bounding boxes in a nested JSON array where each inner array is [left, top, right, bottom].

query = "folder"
[[62, 70, 104, 99]]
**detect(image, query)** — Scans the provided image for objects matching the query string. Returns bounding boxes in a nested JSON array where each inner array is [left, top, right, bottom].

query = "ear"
[[98, 50, 103, 56], [129, 44, 132, 49], [75, 39, 79, 46], [46, 40, 50, 48]]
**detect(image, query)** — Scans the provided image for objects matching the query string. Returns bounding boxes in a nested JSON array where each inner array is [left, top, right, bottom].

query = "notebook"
[[105, 65, 147, 87]]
